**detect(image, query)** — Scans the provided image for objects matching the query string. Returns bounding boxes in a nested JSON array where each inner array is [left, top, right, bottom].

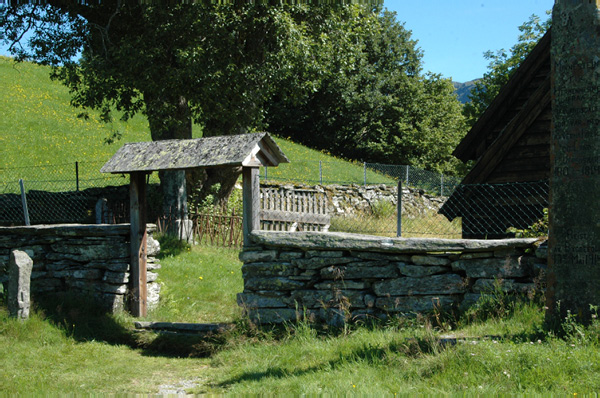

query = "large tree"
[[264, 8, 467, 174], [1, 2, 333, 212]]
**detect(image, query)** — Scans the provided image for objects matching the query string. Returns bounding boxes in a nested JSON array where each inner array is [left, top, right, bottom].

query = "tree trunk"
[[145, 93, 192, 227], [195, 166, 243, 208]]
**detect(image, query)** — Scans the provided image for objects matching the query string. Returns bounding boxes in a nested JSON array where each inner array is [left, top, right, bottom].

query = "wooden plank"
[[487, 170, 549, 183], [129, 172, 147, 317], [503, 144, 550, 160], [513, 130, 550, 147], [461, 75, 551, 185], [243, 167, 260, 246], [493, 156, 550, 172]]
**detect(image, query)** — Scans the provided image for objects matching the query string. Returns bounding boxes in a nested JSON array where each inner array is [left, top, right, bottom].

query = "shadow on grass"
[[33, 292, 138, 346], [155, 234, 191, 259], [215, 337, 409, 388], [32, 291, 228, 358], [214, 322, 552, 389]]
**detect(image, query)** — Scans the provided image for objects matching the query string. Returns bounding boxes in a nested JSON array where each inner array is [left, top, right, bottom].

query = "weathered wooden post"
[[243, 167, 260, 247], [548, 0, 600, 324], [130, 171, 148, 317]]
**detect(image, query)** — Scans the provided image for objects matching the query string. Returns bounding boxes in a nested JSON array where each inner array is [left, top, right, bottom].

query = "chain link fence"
[[0, 160, 549, 241], [437, 180, 549, 239], [262, 161, 462, 196], [321, 180, 549, 239], [0, 161, 130, 225]]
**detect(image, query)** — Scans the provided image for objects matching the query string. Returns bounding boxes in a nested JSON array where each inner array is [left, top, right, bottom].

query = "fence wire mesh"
[[256, 180, 548, 239], [0, 160, 549, 242], [262, 161, 462, 196], [436, 180, 549, 239], [0, 161, 130, 225]]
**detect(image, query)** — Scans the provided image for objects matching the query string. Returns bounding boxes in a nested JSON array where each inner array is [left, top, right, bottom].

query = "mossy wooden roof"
[[100, 132, 288, 174]]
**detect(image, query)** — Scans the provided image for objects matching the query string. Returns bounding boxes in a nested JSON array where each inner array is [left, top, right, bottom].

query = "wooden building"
[[439, 30, 551, 238]]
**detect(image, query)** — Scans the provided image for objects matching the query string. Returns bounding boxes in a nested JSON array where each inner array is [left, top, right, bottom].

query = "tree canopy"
[[264, 7, 467, 174], [2, 2, 468, 188]]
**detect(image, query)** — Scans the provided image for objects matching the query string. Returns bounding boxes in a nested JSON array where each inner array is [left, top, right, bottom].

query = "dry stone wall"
[[239, 231, 547, 325], [0, 224, 160, 312], [260, 182, 446, 217]]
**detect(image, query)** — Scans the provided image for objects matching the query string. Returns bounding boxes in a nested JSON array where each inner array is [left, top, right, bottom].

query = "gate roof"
[[100, 132, 288, 174]]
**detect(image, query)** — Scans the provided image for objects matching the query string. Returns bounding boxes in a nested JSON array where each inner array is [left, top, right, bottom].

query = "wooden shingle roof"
[[101, 132, 289, 174]]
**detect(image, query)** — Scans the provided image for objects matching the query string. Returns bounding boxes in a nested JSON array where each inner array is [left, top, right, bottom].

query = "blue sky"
[[384, 0, 554, 82]]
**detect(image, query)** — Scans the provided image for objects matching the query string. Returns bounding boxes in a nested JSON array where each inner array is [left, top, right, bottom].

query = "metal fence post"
[[441, 174, 444, 196], [397, 179, 402, 237], [75, 161, 80, 191], [319, 161, 323, 185], [364, 162, 367, 186], [19, 179, 30, 226], [406, 165, 409, 186]]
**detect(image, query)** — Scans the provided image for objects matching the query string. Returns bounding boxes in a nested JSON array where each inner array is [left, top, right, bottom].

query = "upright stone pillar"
[[548, 0, 600, 323], [8, 250, 33, 320]]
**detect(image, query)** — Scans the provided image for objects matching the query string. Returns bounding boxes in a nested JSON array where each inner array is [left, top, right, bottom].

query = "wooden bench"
[[260, 187, 330, 232]]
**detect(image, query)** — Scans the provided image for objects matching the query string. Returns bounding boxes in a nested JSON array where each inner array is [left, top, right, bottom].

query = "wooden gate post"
[[243, 167, 260, 246], [130, 171, 148, 317]]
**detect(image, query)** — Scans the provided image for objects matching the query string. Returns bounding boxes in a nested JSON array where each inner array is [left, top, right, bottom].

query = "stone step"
[[134, 321, 234, 335]]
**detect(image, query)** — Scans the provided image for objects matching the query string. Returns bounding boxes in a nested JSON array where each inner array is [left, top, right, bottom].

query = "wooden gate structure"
[[100, 132, 288, 317]]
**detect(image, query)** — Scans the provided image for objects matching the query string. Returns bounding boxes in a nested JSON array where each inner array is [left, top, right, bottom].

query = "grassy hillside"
[[1, 56, 150, 177], [0, 57, 394, 186]]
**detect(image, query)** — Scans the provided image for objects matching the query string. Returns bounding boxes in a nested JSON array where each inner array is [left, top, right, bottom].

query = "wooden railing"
[[260, 187, 330, 232], [100, 187, 330, 246]]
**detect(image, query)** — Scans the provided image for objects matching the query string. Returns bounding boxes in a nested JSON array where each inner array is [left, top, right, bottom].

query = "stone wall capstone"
[[0, 224, 160, 312], [238, 231, 547, 325]]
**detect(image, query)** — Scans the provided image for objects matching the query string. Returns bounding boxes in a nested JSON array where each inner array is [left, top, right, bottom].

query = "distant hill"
[[452, 79, 480, 104]]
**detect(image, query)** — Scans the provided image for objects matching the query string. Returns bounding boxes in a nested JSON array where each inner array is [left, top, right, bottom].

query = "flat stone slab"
[[250, 231, 540, 254], [373, 274, 465, 296], [101, 132, 288, 173], [0, 224, 157, 236], [451, 257, 529, 278], [134, 322, 234, 334]]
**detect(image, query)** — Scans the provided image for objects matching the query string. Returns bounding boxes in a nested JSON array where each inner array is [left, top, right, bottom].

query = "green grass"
[[1, 56, 394, 188], [0, 56, 201, 183], [2, 245, 600, 394], [264, 137, 396, 185], [150, 241, 243, 323], [329, 209, 462, 238], [0, 307, 208, 394]]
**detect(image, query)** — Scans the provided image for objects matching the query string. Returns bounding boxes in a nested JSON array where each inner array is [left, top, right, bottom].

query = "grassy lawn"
[[1, 243, 600, 395]]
